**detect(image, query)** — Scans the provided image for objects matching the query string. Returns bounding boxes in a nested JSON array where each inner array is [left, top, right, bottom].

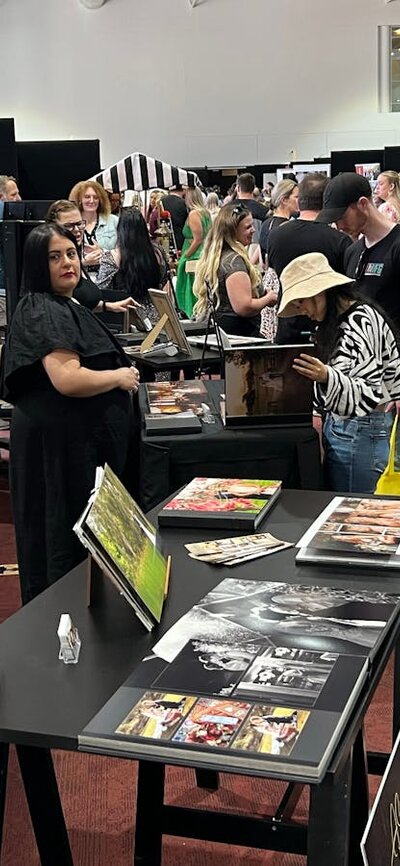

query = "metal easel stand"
[[197, 280, 224, 378]]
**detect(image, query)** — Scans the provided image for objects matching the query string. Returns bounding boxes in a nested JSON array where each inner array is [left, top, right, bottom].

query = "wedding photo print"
[[145, 380, 207, 416], [151, 578, 400, 663], [224, 345, 314, 425], [296, 496, 400, 568]]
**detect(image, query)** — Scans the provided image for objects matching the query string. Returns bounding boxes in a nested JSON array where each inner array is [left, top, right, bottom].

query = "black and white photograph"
[[234, 647, 338, 705], [152, 639, 263, 697], [151, 578, 400, 662]]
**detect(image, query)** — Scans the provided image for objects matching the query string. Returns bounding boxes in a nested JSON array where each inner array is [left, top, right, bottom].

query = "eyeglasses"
[[63, 220, 86, 231]]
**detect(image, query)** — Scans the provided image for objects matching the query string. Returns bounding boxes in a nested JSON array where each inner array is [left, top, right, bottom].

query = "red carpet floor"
[[0, 475, 393, 866]]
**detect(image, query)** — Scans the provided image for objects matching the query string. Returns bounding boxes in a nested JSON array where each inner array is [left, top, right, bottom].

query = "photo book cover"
[[224, 346, 314, 420]]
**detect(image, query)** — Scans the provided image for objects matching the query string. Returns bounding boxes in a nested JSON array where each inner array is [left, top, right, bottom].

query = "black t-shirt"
[[161, 195, 188, 251], [259, 216, 287, 261], [235, 198, 268, 222], [268, 219, 352, 344], [344, 225, 400, 326]]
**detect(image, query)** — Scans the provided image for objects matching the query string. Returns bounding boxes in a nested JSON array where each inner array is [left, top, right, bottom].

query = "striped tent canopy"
[[91, 152, 200, 193]]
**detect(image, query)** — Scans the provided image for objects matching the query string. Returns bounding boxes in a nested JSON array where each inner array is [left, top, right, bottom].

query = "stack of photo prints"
[[296, 496, 400, 569], [79, 578, 400, 780], [185, 531, 292, 566], [158, 478, 282, 530], [144, 380, 209, 435]]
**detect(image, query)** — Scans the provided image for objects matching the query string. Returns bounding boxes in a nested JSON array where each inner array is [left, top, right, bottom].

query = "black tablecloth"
[[138, 380, 323, 511]]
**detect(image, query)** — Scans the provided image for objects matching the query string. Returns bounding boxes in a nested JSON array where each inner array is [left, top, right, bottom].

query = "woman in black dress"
[[1, 223, 139, 604]]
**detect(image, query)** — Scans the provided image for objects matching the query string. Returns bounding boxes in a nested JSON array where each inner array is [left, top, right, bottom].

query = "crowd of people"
[[1, 163, 400, 604]]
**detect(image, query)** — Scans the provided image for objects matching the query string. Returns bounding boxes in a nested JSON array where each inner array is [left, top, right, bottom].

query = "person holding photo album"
[[0, 223, 139, 605], [278, 252, 400, 494], [193, 203, 276, 337]]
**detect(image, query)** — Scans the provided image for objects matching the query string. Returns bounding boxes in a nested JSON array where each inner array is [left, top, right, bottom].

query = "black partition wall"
[[0, 118, 17, 179], [17, 139, 101, 200], [384, 146, 400, 170], [330, 149, 384, 177]]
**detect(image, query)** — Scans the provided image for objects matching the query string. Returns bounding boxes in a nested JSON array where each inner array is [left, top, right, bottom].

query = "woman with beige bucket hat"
[[278, 252, 400, 494]]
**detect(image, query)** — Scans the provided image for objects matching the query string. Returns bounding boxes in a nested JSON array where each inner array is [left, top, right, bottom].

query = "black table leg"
[[195, 768, 219, 790], [308, 751, 353, 866], [16, 745, 73, 866], [0, 743, 9, 853], [349, 727, 369, 866], [134, 760, 165, 866]]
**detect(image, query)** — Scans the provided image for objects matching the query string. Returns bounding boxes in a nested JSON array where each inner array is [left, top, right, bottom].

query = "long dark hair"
[[22, 223, 80, 294], [117, 207, 161, 302], [315, 282, 400, 361]]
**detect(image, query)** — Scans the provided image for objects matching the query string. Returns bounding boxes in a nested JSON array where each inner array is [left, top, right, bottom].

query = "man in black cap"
[[161, 184, 188, 252], [268, 172, 352, 343], [316, 172, 400, 325]]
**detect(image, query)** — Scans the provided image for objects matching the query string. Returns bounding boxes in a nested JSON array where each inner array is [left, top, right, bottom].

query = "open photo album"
[[296, 496, 400, 569], [79, 576, 400, 781], [224, 344, 315, 427]]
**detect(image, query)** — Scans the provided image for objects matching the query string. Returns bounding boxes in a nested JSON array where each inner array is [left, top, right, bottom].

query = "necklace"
[[84, 214, 99, 245]]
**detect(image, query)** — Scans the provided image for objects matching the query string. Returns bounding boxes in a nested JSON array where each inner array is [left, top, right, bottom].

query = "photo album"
[[144, 380, 209, 435], [78, 577, 400, 781], [296, 496, 400, 569], [223, 344, 315, 427], [73, 464, 170, 631], [157, 478, 282, 530]]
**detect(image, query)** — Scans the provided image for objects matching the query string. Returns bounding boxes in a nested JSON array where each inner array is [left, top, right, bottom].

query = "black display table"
[[0, 490, 398, 865], [131, 344, 222, 382], [138, 380, 324, 510]]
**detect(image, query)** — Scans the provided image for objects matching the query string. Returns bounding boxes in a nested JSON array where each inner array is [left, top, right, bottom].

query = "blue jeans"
[[323, 411, 395, 494]]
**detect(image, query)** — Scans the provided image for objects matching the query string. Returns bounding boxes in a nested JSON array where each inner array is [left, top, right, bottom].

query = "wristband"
[[102, 300, 107, 313]]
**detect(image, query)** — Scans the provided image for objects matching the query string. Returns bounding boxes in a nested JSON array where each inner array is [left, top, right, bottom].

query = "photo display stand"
[[143, 289, 192, 357], [197, 280, 224, 377], [74, 464, 171, 632]]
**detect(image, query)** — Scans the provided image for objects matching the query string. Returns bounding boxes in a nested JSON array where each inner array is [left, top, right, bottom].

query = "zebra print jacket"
[[314, 303, 400, 417]]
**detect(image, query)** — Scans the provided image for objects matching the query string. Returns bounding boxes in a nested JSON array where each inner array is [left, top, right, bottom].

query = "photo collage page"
[[299, 497, 400, 560], [115, 690, 310, 758], [145, 380, 207, 418]]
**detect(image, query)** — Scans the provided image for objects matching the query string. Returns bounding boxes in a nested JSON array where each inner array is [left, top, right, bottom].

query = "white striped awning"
[[91, 152, 200, 193]]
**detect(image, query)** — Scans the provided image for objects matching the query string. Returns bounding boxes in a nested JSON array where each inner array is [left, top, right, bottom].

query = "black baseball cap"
[[315, 172, 372, 223]]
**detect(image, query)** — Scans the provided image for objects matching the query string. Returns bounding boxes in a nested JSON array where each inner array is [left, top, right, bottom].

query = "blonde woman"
[[193, 204, 275, 337], [175, 187, 212, 317], [375, 171, 400, 224], [206, 191, 221, 222], [259, 179, 299, 262]]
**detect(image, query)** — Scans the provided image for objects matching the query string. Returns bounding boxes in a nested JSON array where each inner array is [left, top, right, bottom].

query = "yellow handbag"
[[375, 414, 400, 495]]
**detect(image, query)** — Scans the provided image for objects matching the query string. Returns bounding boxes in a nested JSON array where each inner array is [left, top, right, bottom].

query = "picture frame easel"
[[146, 289, 192, 356]]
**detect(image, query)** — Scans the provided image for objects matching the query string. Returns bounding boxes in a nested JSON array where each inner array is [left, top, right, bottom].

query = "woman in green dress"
[[175, 187, 212, 317]]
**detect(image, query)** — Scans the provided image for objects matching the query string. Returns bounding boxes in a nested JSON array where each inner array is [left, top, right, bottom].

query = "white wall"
[[2, 0, 400, 170]]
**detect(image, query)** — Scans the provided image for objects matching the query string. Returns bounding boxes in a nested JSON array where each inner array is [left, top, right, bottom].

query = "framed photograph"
[[294, 163, 331, 182], [148, 289, 192, 355]]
